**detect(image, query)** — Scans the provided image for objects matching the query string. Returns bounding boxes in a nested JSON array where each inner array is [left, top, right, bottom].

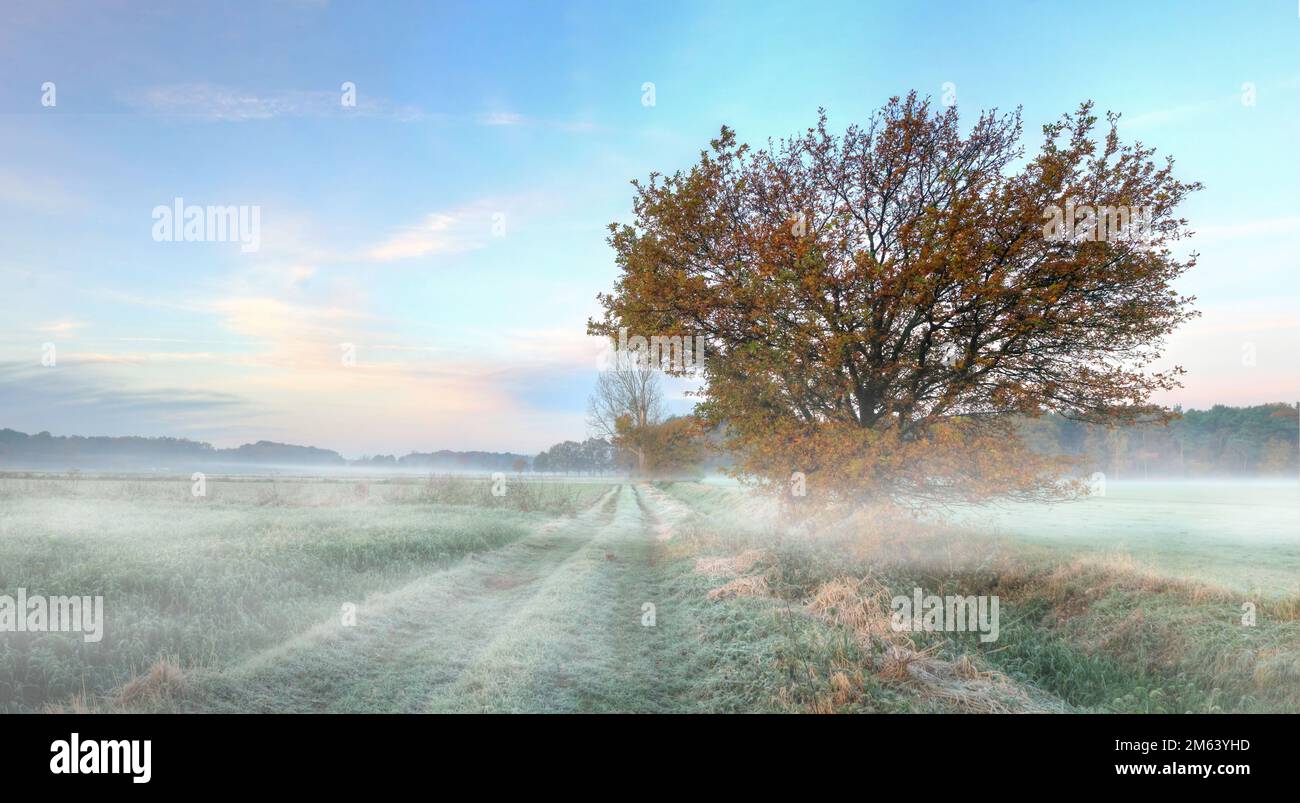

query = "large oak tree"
[[590, 93, 1201, 505]]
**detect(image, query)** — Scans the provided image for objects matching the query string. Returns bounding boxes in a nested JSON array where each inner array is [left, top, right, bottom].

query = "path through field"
[[198, 484, 700, 712]]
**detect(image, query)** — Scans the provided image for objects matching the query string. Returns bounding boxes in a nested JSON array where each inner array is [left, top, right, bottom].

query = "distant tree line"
[[1018, 403, 1299, 478], [0, 429, 530, 473], [375, 450, 531, 472], [533, 418, 711, 478], [532, 438, 617, 474], [5, 402, 1292, 478], [533, 403, 1299, 480]]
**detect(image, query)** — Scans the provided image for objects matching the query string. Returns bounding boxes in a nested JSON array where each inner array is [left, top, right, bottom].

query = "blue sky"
[[1, 0, 1297, 455]]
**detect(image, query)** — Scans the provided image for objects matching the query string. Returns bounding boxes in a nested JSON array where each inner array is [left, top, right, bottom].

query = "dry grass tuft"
[[42, 692, 96, 714], [115, 658, 187, 709], [43, 657, 188, 714], [802, 668, 868, 713], [1252, 650, 1300, 689], [1269, 595, 1300, 622], [707, 575, 769, 600], [694, 549, 767, 577], [807, 576, 904, 645], [805, 574, 1054, 713], [905, 656, 1049, 713]]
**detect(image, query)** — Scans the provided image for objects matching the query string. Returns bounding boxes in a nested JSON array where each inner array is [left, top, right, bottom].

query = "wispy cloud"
[[0, 361, 255, 436], [120, 84, 605, 132], [1121, 102, 1207, 130], [210, 296, 371, 367], [1121, 79, 1299, 132], [478, 111, 525, 126], [0, 169, 85, 214], [35, 320, 88, 334], [120, 83, 434, 122], [1191, 216, 1300, 243], [366, 213, 485, 262], [476, 110, 604, 133]]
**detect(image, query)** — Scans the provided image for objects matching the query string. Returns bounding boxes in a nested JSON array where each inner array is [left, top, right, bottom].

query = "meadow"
[[1, 472, 1296, 713]]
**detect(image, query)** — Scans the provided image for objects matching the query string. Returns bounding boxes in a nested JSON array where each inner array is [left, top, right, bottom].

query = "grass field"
[[949, 481, 1300, 597], [1, 473, 1296, 713]]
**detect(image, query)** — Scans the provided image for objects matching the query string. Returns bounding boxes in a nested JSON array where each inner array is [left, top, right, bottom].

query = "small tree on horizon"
[[587, 364, 664, 475]]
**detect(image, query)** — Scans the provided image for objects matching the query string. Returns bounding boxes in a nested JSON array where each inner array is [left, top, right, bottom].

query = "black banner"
[[3, 714, 1288, 790]]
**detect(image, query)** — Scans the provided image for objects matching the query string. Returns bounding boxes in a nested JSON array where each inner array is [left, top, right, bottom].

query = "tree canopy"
[[590, 93, 1201, 505]]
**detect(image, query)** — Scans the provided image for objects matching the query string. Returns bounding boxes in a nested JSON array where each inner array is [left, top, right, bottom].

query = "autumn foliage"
[[590, 93, 1201, 505]]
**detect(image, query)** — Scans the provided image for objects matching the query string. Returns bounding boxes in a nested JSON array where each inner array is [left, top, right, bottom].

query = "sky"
[[0, 0, 1297, 456]]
